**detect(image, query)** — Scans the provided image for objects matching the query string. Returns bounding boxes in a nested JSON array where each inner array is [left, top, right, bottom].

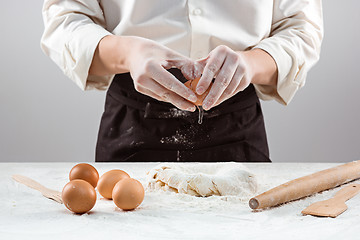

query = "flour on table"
[[145, 162, 258, 199]]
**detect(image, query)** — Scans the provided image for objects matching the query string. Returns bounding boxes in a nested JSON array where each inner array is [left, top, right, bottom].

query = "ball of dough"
[[146, 162, 258, 198]]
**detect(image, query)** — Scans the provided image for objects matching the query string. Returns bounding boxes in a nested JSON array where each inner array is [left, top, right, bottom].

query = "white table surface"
[[1, 162, 359, 240]]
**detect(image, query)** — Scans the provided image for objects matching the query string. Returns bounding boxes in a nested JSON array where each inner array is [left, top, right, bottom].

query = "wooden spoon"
[[301, 183, 360, 218], [12, 175, 63, 204]]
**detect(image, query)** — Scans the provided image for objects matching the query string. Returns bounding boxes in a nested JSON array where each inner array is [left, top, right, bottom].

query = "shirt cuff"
[[63, 24, 114, 91], [252, 38, 303, 105]]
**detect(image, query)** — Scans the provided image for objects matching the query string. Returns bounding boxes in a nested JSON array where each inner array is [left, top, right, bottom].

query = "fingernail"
[[196, 86, 204, 95], [189, 95, 198, 102]]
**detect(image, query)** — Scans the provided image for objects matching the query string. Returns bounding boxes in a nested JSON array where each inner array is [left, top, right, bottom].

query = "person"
[[40, 0, 323, 162]]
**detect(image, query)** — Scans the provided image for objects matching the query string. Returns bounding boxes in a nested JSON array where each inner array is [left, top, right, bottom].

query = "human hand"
[[194, 45, 253, 110], [127, 36, 201, 111], [91, 37, 276, 111]]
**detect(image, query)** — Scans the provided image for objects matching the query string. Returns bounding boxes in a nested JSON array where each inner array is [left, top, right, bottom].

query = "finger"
[[138, 78, 196, 111], [134, 76, 164, 101], [214, 65, 246, 106], [146, 61, 198, 103], [196, 48, 227, 95], [202, 55, 238, 110], [163, 49, 191, 68], [235, 73, 251, 92], [136, 85, 164, 102], [169, 60, 198, 81], [192, 60, 205, 79], [183, 58, 206, 82], [179, 62, 200, 81], [162, 51, 199, 80], [194, 56, 208, 74], [214, 74, 251, 108]]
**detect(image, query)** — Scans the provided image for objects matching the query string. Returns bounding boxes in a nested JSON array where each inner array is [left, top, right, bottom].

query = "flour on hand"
[[145, 162, 258, 199]]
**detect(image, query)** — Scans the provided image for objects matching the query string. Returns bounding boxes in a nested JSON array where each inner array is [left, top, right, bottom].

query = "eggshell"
[[97, 170, 130, 199], [69, 163, 99, 188], [184, 77, 212, 106], [62, 179, 97, 214], [112, 178, 145, 211]]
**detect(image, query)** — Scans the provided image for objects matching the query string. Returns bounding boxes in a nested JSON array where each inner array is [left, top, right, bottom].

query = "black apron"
[[95, 68, 270, 162]]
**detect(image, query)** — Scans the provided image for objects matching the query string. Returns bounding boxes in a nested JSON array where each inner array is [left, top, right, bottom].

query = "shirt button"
[[193, 8, 202, 16]]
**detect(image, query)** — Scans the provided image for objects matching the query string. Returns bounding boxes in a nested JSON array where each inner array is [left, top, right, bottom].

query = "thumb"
[[179, 61, 202, 81], [178, 57, 208, 81], [162, 55, 199, 80], [194, 56, 209, 74]]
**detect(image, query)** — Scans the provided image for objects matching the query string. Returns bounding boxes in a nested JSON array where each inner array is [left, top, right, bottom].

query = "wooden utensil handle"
[[12, 174, 63, 204], [333, 184, 360, 202], [12, 174, 48, 193], [249, 160, 360, 210]]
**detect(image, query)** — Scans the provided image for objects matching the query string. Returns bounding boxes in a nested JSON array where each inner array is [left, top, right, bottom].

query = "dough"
[[145, 162, 257, 198]]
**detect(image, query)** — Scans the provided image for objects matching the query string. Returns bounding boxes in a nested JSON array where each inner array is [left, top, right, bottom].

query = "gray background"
[[1, 1, 359, 163]]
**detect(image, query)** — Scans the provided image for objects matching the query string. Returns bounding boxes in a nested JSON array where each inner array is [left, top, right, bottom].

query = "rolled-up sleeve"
[[40, 0, 114, 90], [253, 0, 324, 105]]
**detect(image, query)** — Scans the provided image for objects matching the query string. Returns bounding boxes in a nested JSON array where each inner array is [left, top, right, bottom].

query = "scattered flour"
[[160, 130, 192, 145], [156, 108, 191, 119], [2, 162, 360, 240]]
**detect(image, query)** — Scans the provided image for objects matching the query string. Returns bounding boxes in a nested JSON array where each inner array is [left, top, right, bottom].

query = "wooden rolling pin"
[[249, 160, 360, 210]]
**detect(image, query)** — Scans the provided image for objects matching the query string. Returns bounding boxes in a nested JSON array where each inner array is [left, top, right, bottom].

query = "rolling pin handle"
[[249, 198, 259, 209]]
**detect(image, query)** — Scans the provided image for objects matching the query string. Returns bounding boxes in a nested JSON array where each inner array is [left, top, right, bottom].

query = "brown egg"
[[97, 170, 130, 199], [62, 179, 97, 214], [184, 77, 212, 106], [69, 163, 99, 188], [112, 178, 145, 211]]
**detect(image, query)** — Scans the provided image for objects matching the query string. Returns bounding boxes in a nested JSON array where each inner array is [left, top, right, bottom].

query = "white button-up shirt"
[[40, 0, 323, 105]]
